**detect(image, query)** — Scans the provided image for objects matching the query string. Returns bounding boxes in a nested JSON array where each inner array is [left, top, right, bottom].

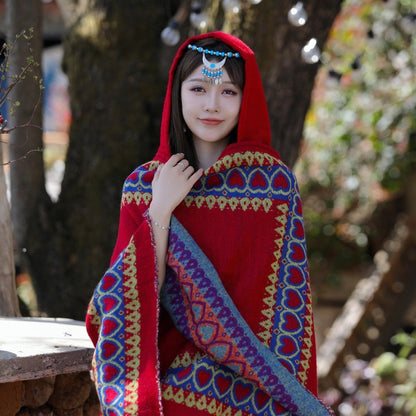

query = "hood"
[[155, 31, 271, 162]]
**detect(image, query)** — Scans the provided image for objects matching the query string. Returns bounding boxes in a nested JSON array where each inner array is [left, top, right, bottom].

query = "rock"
[[83, 385, 100, 416], [16, 407, 31, 416], [48, 372, 91, 410], [53, 406, 83, 416], [23, 377, 55, 408], [0, 381, 24, 416], [27, 405, 54, 415]]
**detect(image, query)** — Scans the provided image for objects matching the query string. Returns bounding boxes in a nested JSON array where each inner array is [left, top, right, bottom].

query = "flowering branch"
[[0, 28, 43, 165]]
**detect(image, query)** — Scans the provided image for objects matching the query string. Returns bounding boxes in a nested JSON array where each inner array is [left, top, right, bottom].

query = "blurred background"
[[0, 1, 415, 414]]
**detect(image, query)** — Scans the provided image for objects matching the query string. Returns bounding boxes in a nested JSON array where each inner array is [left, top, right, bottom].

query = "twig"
[[2, 147, 43, 166], [0, 90, 43, 134], [0, 60, 37, 107]]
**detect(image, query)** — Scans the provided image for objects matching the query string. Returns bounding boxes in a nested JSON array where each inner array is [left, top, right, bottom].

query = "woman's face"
[[181, 64, 242, 149]]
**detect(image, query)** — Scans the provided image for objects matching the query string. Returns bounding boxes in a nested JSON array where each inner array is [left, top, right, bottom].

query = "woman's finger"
[[166, 153, 185, 167], [153, 164, 162, 181], [176, 159, 189, 171], [188, 168, 204, 184]]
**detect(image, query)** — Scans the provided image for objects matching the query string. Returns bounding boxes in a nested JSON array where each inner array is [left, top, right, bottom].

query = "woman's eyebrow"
[[185, 78, 236, 85]]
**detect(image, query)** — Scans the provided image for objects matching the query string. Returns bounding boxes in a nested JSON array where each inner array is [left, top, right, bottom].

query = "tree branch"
[[0, 60, 37, 107], [1, 91, 43, 166], [2, 147, 43, 166]]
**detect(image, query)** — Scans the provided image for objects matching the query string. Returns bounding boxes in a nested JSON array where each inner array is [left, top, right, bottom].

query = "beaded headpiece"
[[187, 44, 241, 85]]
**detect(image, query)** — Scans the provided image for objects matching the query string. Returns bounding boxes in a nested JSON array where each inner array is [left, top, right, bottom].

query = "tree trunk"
[[20, 1, 341, 318], [0, 143, 20, 316], [6, 0, 46, 271], [212, 0, 343, 167], [26, 1, 173, 318]]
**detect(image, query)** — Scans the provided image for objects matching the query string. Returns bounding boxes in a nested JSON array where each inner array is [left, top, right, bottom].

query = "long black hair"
[[169, 38, 245, 169]]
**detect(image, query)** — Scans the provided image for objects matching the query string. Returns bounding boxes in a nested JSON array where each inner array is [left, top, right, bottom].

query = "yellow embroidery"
[[169, 350, 207, 369], [210, 151, 283, 173], [196, 394, 208, 411], [146, 160, 160, 171], [87, 300, 101, 326], [163, 384, 174, 400], [162, 387, 242, 416], [207, 397, 218, 413], [297, 293, 313, 385], [183, 195, 273, 212], [185, 391, 196, 407], [123, 241, 141, 409]]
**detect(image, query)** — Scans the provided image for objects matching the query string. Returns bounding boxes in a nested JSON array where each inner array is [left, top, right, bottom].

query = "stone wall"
[[0, 371, 100, 416]]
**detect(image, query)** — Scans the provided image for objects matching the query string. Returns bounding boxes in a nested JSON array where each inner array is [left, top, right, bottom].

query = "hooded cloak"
[[86, 31, 333, 416]]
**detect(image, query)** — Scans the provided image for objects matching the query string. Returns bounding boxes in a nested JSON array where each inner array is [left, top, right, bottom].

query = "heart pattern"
[[277, 335, 298, 356], [102, 274, 117, 291], [290, 242, 306, 262], [273, 171, 290, 192], [102, 317, 119, 336], [233, 380, 253, 402], [102, 341, 119, 359], [206, 174, 223, 188], [196, 368, 211, 388], [287, 265, 304, 285], [284, 288, 303, 310], [176, 366, 193, 381], [103, 363, 120, 382], [250, 171, 267, 189], [255, 389, 271, 410], [214, 373, 233, 395], [102, 295, 118, 313], [103, 386, 119, 405], [282, 312, 301, 332], [292, 218, 305, 239]]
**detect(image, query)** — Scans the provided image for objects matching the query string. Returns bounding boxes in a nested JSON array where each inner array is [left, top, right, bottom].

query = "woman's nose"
[[203, 90, 219, 112]]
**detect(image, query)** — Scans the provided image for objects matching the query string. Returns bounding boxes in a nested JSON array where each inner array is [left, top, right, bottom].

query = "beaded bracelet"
[[153, 219, 171, 231]]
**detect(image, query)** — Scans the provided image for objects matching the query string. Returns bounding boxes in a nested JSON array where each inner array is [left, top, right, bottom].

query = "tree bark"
[[26, 1, 173, 318], [6, 0, 46, 269], [214, 0, 343, 167], [0, 143, 20, 316]]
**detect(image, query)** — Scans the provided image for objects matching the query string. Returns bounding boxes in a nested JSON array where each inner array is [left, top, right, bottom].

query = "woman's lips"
[[199, 118, 223, 125]]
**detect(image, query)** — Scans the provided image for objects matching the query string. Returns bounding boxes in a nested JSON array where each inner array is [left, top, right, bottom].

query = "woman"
[[86, 31, 334, 416]]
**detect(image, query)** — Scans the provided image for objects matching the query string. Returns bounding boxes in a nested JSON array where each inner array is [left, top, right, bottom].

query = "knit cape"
[[85, 32, 333, 416]]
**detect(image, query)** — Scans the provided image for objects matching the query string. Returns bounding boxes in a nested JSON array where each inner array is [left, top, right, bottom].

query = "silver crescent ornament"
[[202, 52, 227, 84]]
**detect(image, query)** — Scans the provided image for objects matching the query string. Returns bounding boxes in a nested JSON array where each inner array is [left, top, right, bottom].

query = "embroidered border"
[[297, 291, 313, 385], [162, 384, 255, 416], [257, 203, 289, 347], [210, 151, 285, 173], [270, 190, 309, 376], [94, 256, 126, 416], [122, 164, 294, 214], [162, 358, 291, 416]]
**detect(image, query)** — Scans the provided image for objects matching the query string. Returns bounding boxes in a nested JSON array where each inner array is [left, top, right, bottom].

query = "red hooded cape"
[[86, 32, 333, 416]]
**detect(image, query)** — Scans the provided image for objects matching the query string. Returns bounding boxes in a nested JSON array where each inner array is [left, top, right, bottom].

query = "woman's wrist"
[[148, 204, 172, 231]]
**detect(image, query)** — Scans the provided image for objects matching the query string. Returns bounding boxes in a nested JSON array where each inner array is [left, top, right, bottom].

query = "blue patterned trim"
[[93, 253, 126, 416]]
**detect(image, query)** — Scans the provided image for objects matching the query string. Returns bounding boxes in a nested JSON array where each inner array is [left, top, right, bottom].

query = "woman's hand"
[[149, 153, 203, 292], [149, 153, 203, 223]]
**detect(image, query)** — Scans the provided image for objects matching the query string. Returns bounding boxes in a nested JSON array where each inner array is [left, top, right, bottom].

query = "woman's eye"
[[223, 89, 237, 96], [191, 86, 205, 93]]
